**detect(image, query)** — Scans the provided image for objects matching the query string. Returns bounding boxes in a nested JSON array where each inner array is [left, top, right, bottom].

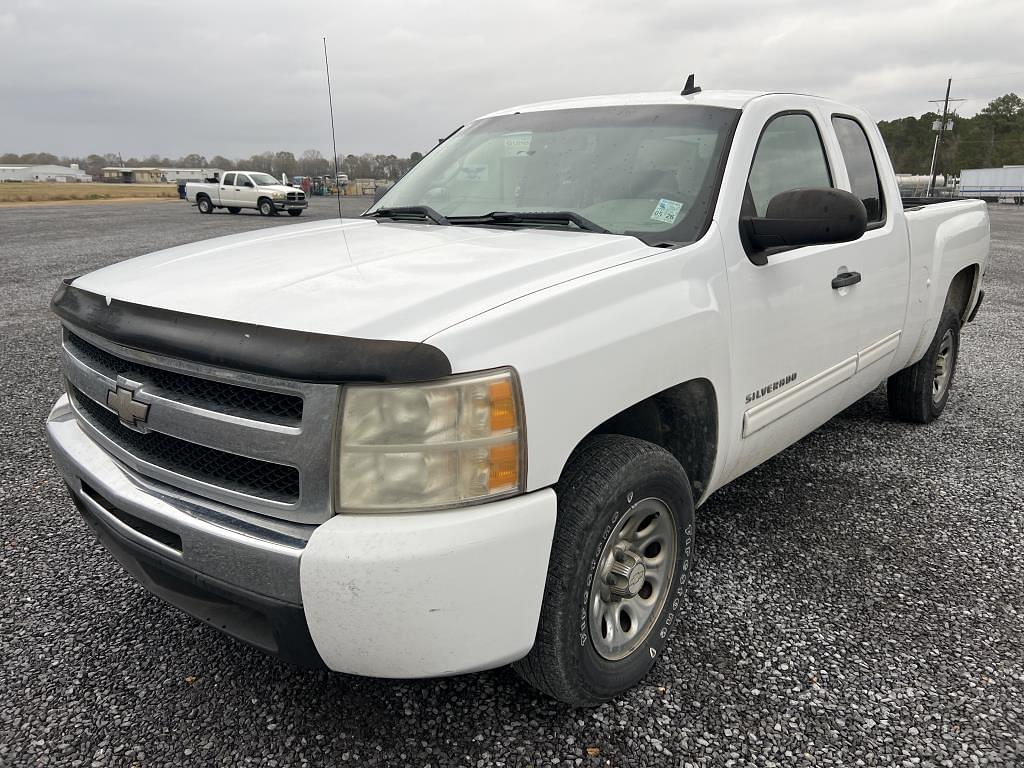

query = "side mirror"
[[742, 188, 867, 265]]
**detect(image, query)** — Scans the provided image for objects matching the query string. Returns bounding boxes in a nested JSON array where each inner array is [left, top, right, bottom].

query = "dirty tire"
[[887, 305, 961, 423], [258, 198, 275, 216], [227, 207, 241, 214], [196, 196, 213, 214], [513, 435, 695, 706]]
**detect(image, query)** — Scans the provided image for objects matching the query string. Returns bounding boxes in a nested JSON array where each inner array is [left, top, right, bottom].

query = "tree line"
[[0, 150, 425, 181], [4, 93, 1022, 180], [878, 93, 1024, 175]]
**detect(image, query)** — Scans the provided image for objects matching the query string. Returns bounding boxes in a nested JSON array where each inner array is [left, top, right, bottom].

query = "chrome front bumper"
[[46, 395, 324, 665]]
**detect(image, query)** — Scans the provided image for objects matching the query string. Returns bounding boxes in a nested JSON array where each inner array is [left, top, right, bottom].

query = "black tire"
[[196, 196, 213, 214], [287, 209, 303, 217], [258, 198, 276, 217], [513, 435, 695, 706], [227, 207, 241, 214], [887, 305, 961, 423]]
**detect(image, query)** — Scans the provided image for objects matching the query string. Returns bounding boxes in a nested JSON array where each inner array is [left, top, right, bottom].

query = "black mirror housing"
[[742, 188, 867, 264]]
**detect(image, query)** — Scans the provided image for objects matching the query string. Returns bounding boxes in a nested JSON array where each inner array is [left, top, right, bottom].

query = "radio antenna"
[[323, 37, 343, 221]]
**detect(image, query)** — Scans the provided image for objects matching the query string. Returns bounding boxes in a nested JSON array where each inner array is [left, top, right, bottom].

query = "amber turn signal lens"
[[489, 380, 516, 432], [488, 442, 519, 491]]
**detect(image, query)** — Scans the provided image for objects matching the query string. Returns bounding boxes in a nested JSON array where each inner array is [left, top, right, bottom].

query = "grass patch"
[[0, 182, 178, 204]]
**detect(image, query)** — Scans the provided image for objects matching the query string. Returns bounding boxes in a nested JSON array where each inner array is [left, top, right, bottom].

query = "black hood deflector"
[[51, 280, 452, 384]]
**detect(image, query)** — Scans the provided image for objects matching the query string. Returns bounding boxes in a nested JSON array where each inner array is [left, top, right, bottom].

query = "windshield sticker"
[[650, 198, 684, 224], [503, 132, 533, 156], [459, 165, 489, 182]]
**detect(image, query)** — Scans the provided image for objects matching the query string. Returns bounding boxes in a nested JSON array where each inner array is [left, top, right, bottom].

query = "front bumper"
[[273, 198, 308, 210], [46, 394, 557, 677]]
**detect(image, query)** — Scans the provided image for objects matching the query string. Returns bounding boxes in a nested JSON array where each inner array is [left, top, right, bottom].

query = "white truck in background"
[[185, 171, 307, 216], [47, 88, 988, 706]]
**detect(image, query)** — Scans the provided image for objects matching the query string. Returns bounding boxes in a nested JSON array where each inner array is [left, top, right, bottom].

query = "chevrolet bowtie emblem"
[[106, 382, 150, 432]]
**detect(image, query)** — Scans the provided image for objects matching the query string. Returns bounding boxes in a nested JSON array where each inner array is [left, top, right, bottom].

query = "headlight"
[[271, 191, 286, 200], [337, 368, 524, 512]]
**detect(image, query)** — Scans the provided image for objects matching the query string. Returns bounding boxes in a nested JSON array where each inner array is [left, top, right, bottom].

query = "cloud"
[[0, 0, 1019, 158]]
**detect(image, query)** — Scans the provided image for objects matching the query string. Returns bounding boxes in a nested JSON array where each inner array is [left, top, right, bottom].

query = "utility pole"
[[926, 79, 964, 196]]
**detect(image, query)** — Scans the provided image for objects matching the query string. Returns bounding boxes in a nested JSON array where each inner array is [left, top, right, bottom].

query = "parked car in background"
[[47, 89, 988, 706], [185, 171, 307, 216]]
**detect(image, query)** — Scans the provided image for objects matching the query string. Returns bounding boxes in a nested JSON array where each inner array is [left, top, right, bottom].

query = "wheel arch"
[[576, 377, 718, 505], [945, 263, 980, 322]]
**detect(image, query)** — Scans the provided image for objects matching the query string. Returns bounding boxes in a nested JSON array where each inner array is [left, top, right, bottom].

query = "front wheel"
[[196, 196, 213, 214], [258, 198, 276, 216], [513, 435, 695, 706], [887, 305, 961, 423], [287, 209, 303, 217]]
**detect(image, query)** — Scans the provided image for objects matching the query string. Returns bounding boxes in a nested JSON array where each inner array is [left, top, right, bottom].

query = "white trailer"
[[959, 166, 1024, 204]]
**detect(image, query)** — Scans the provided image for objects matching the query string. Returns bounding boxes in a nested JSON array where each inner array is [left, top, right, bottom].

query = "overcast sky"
[[1, 0, 1020, 160]]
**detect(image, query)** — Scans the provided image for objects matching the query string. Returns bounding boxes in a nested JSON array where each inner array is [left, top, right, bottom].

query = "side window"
[[747, 113, 832, 216], [237, 174, 253, 188], [221, 172, 235, 186], [832, 116, 884, 224]]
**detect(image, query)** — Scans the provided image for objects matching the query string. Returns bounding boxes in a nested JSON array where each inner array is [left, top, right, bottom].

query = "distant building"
[[0, 164, 92, 182], [101, 167, 223, 184]]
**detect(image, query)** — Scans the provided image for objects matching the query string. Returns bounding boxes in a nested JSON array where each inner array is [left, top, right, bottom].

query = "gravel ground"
[[1, 199, 1022, 767]]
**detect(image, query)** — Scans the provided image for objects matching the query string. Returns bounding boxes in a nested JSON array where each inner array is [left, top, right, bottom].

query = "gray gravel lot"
[[1, 198, 1022, 767]]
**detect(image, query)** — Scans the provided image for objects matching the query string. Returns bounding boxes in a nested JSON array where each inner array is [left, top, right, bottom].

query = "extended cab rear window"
[[831, 116, 885, 224]]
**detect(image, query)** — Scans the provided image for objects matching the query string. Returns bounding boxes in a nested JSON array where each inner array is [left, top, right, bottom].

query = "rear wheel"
[[258, 198, 276, 217], [227, 207, 241, 214], [287, 209, 303, 217], [196, 196, 213, 214], [887, 305, 961, 423], [513, 435, 695, 706]]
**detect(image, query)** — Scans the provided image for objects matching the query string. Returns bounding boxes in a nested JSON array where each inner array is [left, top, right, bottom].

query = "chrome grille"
[[71, 386, 300, 503], [66, 332, 303, 424], [286, 191, 305, 201], [61, 326, 340, 523]]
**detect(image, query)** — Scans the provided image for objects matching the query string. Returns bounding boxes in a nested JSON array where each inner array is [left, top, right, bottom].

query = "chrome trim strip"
[[742, 356, 858, 437], [857, 330, 902, 372]]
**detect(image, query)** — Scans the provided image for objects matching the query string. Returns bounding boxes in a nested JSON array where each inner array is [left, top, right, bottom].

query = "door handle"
[[831, 271, 861, 289]]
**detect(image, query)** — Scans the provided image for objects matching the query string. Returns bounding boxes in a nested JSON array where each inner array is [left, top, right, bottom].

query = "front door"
[[724, 110, 866, 480], [235, 173, 259, 207]]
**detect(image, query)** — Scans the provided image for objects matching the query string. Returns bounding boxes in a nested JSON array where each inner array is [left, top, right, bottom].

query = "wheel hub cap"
[[589, 497, 677, 661], [932, 330, 954, 404], [606, 549, 647, 599]]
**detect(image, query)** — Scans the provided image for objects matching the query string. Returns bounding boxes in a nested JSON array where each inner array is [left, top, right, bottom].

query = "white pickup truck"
[[185, 171, 307, 216], [47, 89, 988, 706]]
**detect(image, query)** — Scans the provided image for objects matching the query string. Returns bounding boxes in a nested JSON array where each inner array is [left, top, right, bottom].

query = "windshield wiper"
[[448, 210, 610, 234], [364, 206, 450, 225]]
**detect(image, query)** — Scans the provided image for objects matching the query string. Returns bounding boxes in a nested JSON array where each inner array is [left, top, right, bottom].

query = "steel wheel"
[[588, 497, 677, 661], [932, 329, 954, 404]]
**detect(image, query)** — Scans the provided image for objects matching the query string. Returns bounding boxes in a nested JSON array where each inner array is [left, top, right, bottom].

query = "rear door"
[[824, 112, 910, 392], [219, 172, 236, 205]]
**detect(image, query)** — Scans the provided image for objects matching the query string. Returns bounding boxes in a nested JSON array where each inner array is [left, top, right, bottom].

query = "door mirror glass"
[[741, 187, 867, 264]]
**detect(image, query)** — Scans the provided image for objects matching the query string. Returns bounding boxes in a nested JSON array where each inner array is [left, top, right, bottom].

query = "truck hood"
[[71, 218, 655, 342], [258, 184, 301, 194]]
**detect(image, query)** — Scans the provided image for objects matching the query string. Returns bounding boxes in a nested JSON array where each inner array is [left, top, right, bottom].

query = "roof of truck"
[[479, 90, 823, 119]]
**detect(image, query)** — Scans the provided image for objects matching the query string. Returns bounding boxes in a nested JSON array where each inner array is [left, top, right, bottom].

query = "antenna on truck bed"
[[680, 74, 701, 96], [323, 37, 344, 221]]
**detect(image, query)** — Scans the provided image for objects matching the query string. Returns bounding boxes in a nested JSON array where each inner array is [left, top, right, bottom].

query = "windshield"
[[369, 104, 740, 245], [249, 173, 280, 186]]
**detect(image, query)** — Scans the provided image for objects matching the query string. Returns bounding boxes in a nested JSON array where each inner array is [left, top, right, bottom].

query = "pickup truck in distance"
[[47, 89, 989, 706], [185, 170, 307, 216]]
